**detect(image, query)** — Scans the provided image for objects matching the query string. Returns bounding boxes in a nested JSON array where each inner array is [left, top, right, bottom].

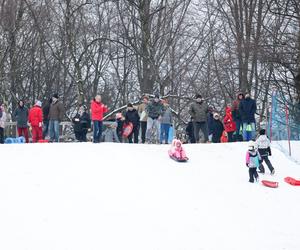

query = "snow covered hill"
[[0, 142, 300, 250]]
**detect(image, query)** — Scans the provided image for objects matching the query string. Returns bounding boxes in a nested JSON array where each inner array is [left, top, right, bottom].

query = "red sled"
[[38, 139, 49, 143], [122, 122, 133, 138], [284, 177, 300, 186], [261, 180, 279, 188]]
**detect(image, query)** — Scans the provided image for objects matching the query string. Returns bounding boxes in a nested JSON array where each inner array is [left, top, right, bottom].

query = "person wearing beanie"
[[245, 140, 261, 183], [210, 112, 224, 143], [13, 100, 29, 143], [239, 93, 257, 141], [28, 101, 43, 142], [138, 96, 149, 143], [145, 94, 165, 144], [125, 103, 140, 143], [48, 93, 65, 142], [189, 93, 209, 143], [255, 129, 275, 175]]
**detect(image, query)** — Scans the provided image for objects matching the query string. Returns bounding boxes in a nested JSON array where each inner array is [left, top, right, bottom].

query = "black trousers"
[[259, 156, 274, 173], [193, 121, 209, 143], [140, 121, 147, 143], [128, 125, 139, 143], [227, 131, 234, 142], [75, 129, 88, 142], [249, 168, 259, 183], [0, 127, 4, 144]]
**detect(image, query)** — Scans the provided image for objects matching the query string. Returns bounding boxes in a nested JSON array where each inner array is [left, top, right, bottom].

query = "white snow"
[[0, 142, 300, 250]]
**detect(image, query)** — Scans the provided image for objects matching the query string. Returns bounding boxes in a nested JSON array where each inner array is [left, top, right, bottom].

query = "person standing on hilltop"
[[90, 95, 108, 143]]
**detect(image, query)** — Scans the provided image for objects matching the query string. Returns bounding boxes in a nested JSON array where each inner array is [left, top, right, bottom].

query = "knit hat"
[[259, 129, 266, 135], [35, 100, 42, 107], [52, 93, 59, 99], [116, 113, 122, 119], [248, 140, 256, 151]]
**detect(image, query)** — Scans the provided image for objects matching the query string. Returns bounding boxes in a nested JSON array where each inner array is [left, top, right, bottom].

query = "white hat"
[[248, 140, 256, 150], [35, 100, 42, 107]]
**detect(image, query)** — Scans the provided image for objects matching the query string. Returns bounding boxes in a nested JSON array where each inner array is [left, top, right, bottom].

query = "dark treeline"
[[0, 0, 299, 126]]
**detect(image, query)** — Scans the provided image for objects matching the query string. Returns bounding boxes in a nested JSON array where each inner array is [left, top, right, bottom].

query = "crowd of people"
[[0, 91, 259, 145]]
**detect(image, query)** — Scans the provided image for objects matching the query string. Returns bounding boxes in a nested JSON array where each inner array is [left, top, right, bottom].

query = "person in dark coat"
[[186, 118, 196, 143], [207, 107, 214, 142], [116, 113, 125, 142], [189, 94, 209, 143], [49, 94, 65, 142], [13, 100, 29, 143], [72, 105, 91, 142], [239, 93, 257, 141], [42, 98, 52, 139], [232, 93, 244, 139], [210, 113, 224, 143], [125, 103, 140, 143]]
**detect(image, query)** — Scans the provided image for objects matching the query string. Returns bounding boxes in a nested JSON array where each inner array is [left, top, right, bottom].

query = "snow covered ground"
[[0, 142, 300, 250]]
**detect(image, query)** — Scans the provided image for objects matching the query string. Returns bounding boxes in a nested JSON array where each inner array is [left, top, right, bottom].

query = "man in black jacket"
[[239, 93, 257, 141]]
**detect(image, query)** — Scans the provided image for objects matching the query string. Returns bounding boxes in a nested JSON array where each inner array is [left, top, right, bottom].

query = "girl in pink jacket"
[[168, 139, 188, 161]]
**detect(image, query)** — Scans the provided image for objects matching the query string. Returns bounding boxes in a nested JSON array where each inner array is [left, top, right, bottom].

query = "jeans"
[[93, 120, 103, 143], [146, 117, 160, 143], [242, 122, 255, 141], [0, 127, 4, 144], [43, 120, 49, 139], [160, 123, 171, 144], [140, 121, 147, 143], [49, 120, 60, 142], [235, 120, 242, 135], [193, 121, 209, 143]]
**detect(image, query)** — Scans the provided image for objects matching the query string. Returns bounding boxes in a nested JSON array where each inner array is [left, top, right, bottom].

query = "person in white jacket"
[[0, 103, 7, 144], [255, 129, 275, 175]]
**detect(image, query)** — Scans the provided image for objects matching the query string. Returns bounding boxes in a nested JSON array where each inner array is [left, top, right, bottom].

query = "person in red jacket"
[[223, 105, 236, 142], [28, 100, 43, 143], [90, 95, 108, 143]]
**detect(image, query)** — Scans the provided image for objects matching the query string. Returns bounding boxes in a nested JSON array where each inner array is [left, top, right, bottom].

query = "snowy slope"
[[0, 142, 300, 250]]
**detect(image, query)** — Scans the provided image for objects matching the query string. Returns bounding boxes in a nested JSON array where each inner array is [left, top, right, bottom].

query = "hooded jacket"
[[14, 103, 29, 128], [223, 107, 236, 132], [91, 100, 108, 121], [28, 105, 43, 127], [146, 100, 164, 119], [49, 100, 65, 121]]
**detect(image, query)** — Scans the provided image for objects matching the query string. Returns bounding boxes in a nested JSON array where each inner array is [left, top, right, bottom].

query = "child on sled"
[[168, 139, 188, 161]]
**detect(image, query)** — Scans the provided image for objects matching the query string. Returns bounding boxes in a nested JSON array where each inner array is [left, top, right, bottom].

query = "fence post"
[[285, 104, 291, 156]]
